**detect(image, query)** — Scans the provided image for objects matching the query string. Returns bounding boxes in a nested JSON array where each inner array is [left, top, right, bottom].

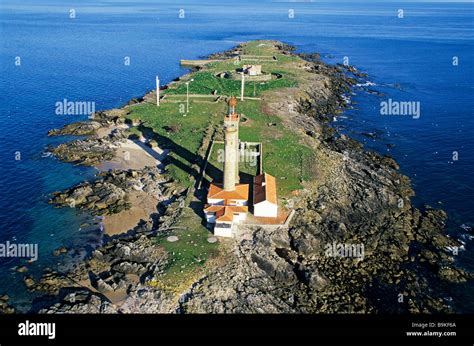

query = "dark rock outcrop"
[[50, 167, 174, 215]]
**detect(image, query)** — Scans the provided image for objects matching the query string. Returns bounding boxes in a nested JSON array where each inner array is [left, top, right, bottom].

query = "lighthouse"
[[205, 96, 249, 237], [204, 97, 280, 238], [223, 96, 240, 191]]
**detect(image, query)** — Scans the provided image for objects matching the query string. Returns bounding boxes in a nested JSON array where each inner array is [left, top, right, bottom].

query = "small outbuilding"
[[204, 204, 248, 238], [243, 65, 262, 76], [253, 173, 278, 218], [205, 183, 250, 238]]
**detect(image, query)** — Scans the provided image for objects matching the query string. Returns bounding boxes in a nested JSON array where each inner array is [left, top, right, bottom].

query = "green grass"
[[240, 40, 276, 55], [235, 99, 314, 194], [126, 95, 315, 194], [165, 71, 296, 97], [125, 44, 314, 193], [126, 101, 224, 186], [153, 205, 219, 292], [263, 133, 314, 194], [127, 102, 214, 151], [201, 98, 314, 194]]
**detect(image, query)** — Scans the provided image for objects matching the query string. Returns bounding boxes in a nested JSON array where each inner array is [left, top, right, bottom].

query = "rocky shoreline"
[[2, 40, 470, 314], [49, 167, 175, 216], [47, 109, 129, 166]]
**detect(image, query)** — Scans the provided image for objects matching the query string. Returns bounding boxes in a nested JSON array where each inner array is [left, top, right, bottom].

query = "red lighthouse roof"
[[228, 96, 237, 108]]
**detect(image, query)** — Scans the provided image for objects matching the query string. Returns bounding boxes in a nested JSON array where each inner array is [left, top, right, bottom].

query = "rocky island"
[[7, 40, 469, 314]]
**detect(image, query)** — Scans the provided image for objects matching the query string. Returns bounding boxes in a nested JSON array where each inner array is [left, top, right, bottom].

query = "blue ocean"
[[0, 0, 473, 312]]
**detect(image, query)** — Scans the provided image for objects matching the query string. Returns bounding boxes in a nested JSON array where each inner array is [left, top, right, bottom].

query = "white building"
[[243, 65, 262, 76], [205, 183, 249, 238], [205, 204, 248, 237], [253, 173, 278, 218]]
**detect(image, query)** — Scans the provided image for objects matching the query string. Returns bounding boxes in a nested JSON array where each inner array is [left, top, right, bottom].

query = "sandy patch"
[[97, 139, 167, 172], [102, 191, 159, 236]]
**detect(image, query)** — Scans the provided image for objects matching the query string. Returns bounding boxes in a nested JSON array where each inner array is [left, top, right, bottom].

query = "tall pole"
[[186, 82, 189, 113], [185, 79, 193, 114], [240, 73, 245, 101], [156, 75, 160, 106]]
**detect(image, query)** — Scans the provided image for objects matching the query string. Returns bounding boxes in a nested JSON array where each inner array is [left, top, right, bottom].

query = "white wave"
[[356, 81, 376, 87]]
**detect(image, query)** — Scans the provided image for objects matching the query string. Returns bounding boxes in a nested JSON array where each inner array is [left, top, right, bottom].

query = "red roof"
[[228, 96, 237, 108], [204, 204, 248, 222], [208, 183, 249, 201], [253, 173, 277, 205]]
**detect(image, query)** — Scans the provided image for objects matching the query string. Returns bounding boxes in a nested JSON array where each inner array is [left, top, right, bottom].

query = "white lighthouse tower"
[[223, 96, 240, 190]]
